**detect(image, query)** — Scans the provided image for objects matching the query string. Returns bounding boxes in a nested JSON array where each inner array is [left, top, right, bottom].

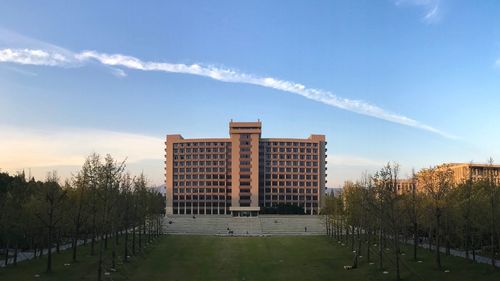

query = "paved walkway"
[[404, 239, 500, 267], [0, 239, 86, 268], [1, 228, 142, 268]]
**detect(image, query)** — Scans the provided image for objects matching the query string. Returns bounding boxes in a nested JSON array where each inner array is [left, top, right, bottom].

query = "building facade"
[[165, 121, 327, 216], [395, 163, 500, 195], [437, 163, 500, 185]]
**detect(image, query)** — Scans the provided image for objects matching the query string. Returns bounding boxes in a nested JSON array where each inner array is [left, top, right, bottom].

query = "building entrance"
[[232, 211, 259, 217]]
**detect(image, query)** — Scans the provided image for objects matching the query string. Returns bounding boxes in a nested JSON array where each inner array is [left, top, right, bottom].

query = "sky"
[[1, 0, 500, 187]]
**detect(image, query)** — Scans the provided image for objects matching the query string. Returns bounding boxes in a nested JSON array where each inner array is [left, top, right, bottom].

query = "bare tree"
[[418, 165, 453, 269], [374, 163, 402, 281], [27, 172, 67, 273]]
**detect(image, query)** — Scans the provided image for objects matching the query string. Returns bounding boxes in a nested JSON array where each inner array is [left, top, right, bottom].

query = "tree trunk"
[[4, 241, 9, 267], [394, 229, 401, 281], [112, 233, 117, 269], [465, 225, 470, 261], [56, 231, 60, 254], [413, 222, 418, 261], [91, 235, 95, 256], [351, 225, 355, 251], [339, 219, 343, 242], [91, 212, 96, 256], [47, 226, 53, 273], [72, 236, 78, 262], [72, 225, 80, 262], [139, 224, 142, 250], [144, 220, 147, 244], [428, 227, 433, 252], [435, 213, 442, 269], [97, 234, 104, 281], [491, 184, 497, 268], [132, 225, 136, 255], [13, 242, 18, 266], [378, 228, 383, 269], [491, 232, 496, 267], [356, 227, 362, 256], [124, 228, 129, 262], [446, 234, 450, 256], [336, 219, 339, 240], [366, 227, 371, 262]]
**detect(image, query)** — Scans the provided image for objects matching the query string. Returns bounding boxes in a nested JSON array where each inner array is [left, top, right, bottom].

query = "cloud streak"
[[0, 48, 71, 66], [0, 47, 455, 139], [395, 0, 442, 24]]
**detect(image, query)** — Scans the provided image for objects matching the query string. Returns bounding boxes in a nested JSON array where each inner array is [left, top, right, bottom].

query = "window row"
[[260, 195, 318, 201], [173, 181, 229, 187], [174, 161, 227, 167], [260, 167, 319, 174], [264, 161, 318, 167], [173, 142, 229, 148], [172, 208, 229, 215], [261, 202, 319, 208], [173, 167, 229, 173], [173, 153, 229, 160], [174, 202, 230, 207], [260, 188, 317, 194], [261, 174, 318, 180], [174, 174, 228, 180], [261, 154, 319, 160], [263, 181, 319, 187], [261, 148, 318, 153], [260, 142, 318, 147], [173, 188, 227, 193], [173, 195, 229, 200]]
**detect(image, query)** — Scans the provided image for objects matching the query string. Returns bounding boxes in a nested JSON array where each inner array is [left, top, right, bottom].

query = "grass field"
[[1, 235, 500, 281]]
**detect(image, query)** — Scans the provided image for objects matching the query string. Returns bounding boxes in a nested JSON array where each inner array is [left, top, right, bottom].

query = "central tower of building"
[[229, 121, 262, 216]]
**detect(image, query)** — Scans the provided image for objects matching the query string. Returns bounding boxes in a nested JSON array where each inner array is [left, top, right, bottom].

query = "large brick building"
[[165, 121, 327, 216]]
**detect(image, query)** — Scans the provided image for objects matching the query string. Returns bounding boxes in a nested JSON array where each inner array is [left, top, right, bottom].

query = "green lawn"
[[1, 235, 500, 281]]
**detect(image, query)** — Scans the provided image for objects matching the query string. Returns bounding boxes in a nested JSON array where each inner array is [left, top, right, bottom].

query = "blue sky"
[[1, 0, 499, 186]]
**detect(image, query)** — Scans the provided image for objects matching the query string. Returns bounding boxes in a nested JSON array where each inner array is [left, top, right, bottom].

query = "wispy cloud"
[[495, 59, 500, 68], [0, 44, 455, 139], [395, 0, 442, 24], [2, 65, 38, 76], [110, 67, 127, 78], [0, 48, 71, 66]]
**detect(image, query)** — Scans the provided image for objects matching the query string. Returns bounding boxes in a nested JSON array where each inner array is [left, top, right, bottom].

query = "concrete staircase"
[[164, 215, 325, 236], [260, 215, 325, 235]]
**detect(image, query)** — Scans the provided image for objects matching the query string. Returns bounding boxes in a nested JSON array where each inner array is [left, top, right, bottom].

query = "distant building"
[[326, 187, 343, 196], [396, 178, 416, 194], [150, 185, 166, 195], [436, 162, 500, 185], [165, 121, 327, 216], [396, 163, 500, 194], [359, 178, 416, 195]]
